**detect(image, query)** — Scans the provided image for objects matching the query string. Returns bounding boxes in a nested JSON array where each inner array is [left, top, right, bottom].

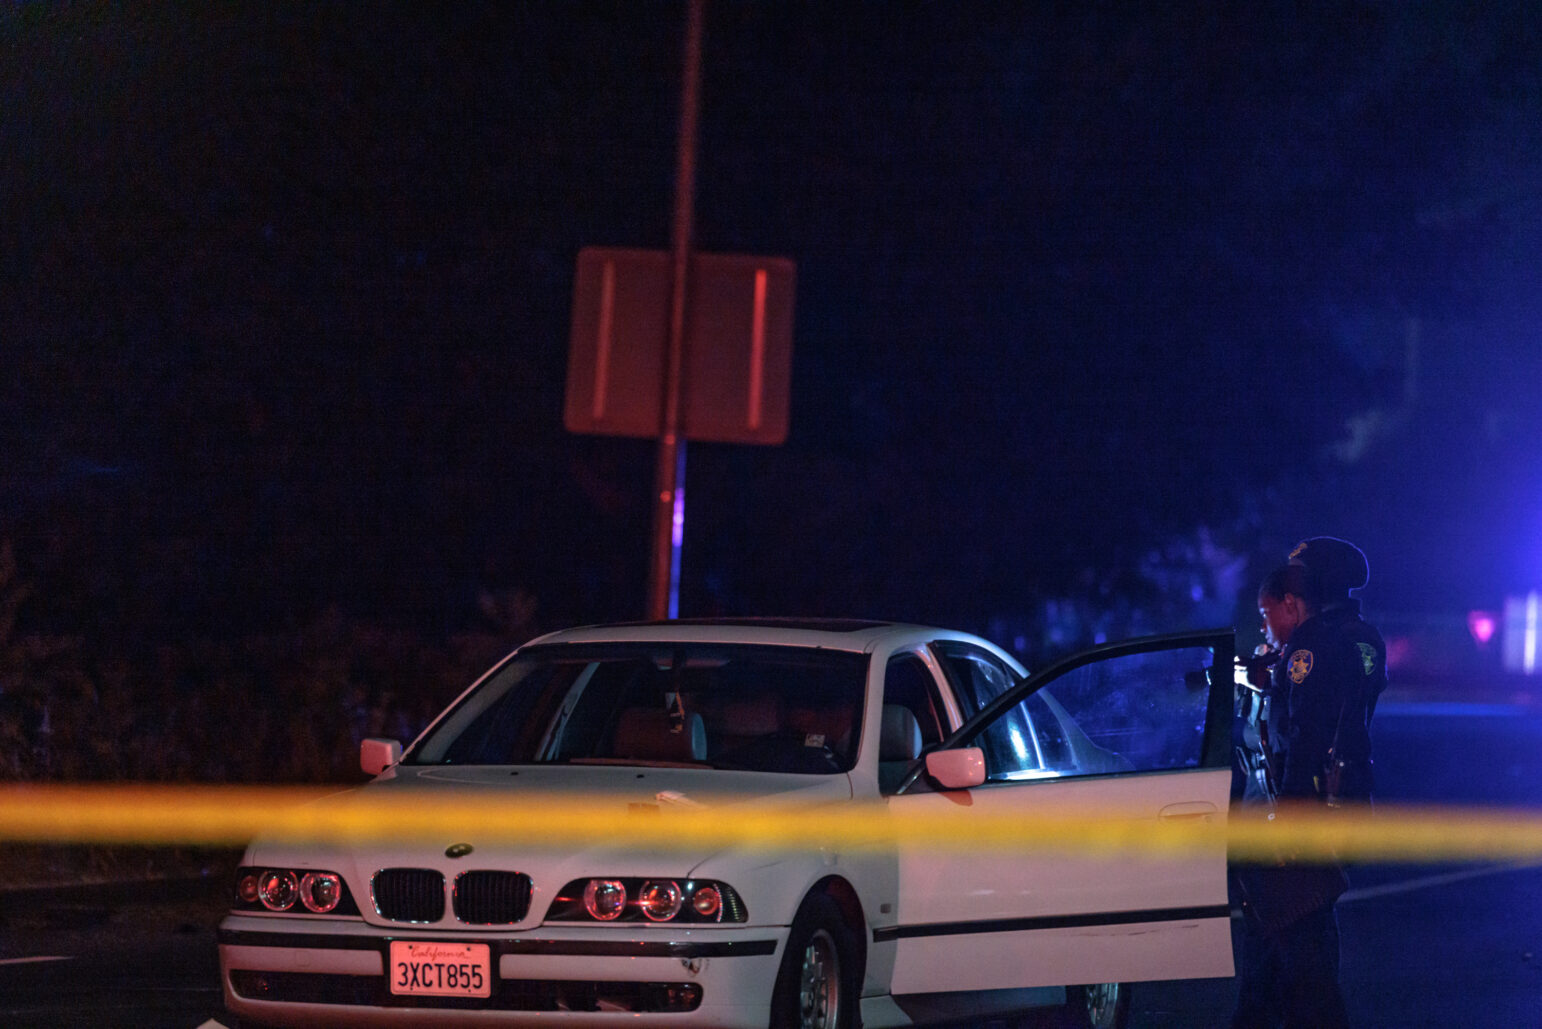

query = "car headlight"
[[638, 880, 683, 921], [258, 870, 299, 911], [690, 883, 723, 919], [300, 872, 344, 913], [583, 879, 628, 921], [553, 878, 746, 923], [233, 866, 360, 916]]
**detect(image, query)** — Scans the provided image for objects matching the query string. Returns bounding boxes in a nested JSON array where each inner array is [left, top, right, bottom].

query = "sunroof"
[[610, 617, 890, 633]]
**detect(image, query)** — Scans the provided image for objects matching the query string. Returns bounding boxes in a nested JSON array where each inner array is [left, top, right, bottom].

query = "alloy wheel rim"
[[798, 927, 840, 1028], [1085, 982, 1121, 1029]]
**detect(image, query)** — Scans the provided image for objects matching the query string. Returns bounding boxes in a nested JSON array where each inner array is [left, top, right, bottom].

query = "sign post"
[[564, 0, 795, 620], [652, 0, 704, 621]]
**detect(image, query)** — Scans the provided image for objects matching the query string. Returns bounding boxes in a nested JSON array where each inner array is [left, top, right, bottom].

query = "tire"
[[769, 892, 860, 1029], [1064, 982, 1131, 1029]]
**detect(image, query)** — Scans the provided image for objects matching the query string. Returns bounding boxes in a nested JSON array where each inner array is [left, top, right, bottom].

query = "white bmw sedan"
[[219, 619, 1237, 1029]]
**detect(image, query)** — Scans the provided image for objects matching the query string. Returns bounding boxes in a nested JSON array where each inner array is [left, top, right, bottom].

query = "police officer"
[[1231, 548, 1381, 1029], [1287, 536, 1388, 794]]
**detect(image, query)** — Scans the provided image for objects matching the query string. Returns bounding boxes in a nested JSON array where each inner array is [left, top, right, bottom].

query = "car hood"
[[240, 765, 854, 929]]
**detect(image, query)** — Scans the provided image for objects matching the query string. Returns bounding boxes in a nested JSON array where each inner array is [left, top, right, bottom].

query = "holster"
[[1320, 754, 1374, 807], [1234, 861, 1349, 934]]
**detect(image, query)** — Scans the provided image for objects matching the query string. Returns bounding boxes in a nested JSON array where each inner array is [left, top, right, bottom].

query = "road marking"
[[0, 955, 74, 966], [1341, 861, 1542, 903]]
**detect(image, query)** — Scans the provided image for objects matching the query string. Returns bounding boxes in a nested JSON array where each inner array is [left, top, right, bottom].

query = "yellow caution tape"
[[2, 784, 1540, 864]]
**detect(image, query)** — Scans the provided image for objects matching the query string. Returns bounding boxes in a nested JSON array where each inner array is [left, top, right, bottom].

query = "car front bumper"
[[219, 913, 787, 1028]]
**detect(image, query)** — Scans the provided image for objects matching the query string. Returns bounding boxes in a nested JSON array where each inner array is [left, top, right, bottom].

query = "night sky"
[[6, 1, 1542, 652]]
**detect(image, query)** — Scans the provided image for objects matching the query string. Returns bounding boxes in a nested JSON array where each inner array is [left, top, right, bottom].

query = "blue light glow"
[[1501, 592, 1540, 675]]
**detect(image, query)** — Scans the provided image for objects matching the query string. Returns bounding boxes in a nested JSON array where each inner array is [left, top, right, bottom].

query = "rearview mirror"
[[925, 747, 986, 789], [360, 738, 402, 776]]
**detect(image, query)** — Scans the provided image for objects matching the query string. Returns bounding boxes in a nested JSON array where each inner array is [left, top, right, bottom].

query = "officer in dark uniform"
[[1230, 541, 1384, 1029], [1287, 536, 1388, 797]]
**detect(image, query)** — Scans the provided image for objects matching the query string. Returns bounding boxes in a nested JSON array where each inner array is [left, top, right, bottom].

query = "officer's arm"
[[1279, 646, 1345, 798]]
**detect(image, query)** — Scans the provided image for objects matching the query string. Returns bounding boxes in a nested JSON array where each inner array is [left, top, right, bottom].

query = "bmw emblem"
[[445, 843, 474, 859]]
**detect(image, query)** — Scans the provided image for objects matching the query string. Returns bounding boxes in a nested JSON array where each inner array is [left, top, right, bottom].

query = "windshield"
[[405, 643, 869, 774]]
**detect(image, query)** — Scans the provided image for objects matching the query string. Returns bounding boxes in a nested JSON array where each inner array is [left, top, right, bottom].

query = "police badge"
[[1288, 649, 1314, 684]]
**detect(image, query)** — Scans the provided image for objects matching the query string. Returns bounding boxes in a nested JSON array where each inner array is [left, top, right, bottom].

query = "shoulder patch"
[[1288, 649, 1314, 684], [1356, 642, 1378, 676]]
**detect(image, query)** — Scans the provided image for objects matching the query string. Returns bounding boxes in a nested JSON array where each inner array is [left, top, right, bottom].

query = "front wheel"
[[1064, 982, 1130, 1029], [770, 892, 859, 1029]]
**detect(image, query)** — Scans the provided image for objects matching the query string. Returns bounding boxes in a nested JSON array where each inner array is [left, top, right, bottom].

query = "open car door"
[[885, 629, 1236, 995]]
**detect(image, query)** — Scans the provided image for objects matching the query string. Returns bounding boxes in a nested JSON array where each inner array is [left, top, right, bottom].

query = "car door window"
[[1032, 646, 1213, 774], [878, 654, 949, 793], [938, 640, 1220, 782], [932, 644, 1015, 717], [932, 643, 1048, 779]]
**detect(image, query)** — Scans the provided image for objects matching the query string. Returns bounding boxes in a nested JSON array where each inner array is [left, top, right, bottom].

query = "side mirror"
[[360, 738, 403, 776], [925, 747, 986, 790]]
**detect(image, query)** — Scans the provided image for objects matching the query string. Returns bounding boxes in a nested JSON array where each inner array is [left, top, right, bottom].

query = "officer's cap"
[[1287, 536, 1369, 596]]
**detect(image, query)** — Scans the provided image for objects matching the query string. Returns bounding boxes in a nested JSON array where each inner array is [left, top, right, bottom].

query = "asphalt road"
[[0, 885, 225, 1028], [1, 689, 1539, 1028]]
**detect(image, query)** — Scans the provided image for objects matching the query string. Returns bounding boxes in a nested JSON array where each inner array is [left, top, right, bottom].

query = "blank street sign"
[[564, 247, 795, 445]]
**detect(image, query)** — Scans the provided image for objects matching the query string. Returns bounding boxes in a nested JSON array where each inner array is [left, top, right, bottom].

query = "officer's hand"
[[1238, 646, 1278, 690]]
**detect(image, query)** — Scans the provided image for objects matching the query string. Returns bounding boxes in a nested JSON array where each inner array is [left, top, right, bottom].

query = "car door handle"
[[1159, 801, 1218, 822]]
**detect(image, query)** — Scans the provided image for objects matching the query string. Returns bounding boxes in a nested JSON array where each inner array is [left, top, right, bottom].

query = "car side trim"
[[218, 927, 778, 958], [871, 903, 1230, 943]]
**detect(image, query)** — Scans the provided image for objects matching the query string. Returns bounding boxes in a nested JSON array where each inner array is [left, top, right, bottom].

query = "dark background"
[[4, 2, 1540, 717]]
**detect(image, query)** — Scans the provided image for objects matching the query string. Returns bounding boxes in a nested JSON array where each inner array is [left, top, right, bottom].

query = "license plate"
[[388, 941, 492, 998]]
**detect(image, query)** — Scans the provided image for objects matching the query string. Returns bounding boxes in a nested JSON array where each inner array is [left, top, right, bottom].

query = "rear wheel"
[[770, 892, 859, 1029], [1064, 982, 1130, 1029]]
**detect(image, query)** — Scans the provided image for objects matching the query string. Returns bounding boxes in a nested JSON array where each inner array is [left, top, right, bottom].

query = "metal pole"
[[648, 0, 704, 620]]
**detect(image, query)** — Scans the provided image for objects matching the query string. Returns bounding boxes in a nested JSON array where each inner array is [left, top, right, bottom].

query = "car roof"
[[519, 618, 981, 655]]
